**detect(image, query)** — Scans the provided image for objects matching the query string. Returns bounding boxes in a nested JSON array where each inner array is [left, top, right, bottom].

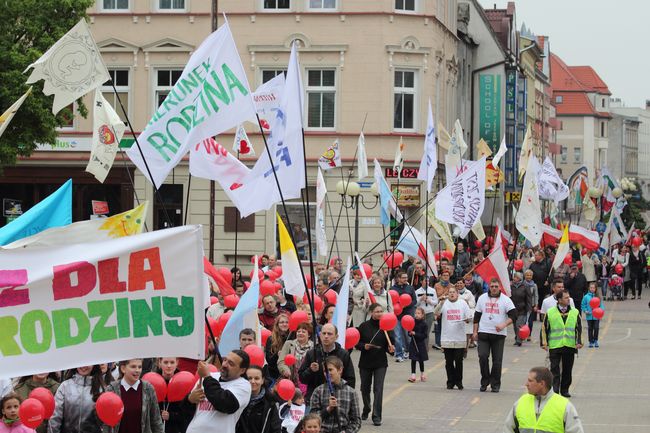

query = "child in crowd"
[[295, 413, 321, 433], [408, 307, 429, 383], [1, 393, 35, 433], [582, 282, 604, 348], [156, 358, 191, 433], [279, 388, 306, 433]]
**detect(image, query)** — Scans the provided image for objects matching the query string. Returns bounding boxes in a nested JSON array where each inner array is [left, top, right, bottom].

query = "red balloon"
[[518, 324, 531, 341], [273, 282, 282, 292], [589, 297, 601, 309], [615, 264, 624, 275], [95, 392, 124, 427], [284, 354, 297, 366], [261, 327, 272, 346], [379, 312, 398, 331], [142, 372, 167, 403], [289, 310, 309, 331], [223, 294, 239, 309], [305, 274, 313, 289], [592, 307, 605, 319], [28, 387, 55, 420], [217, 311, 232, 335], [260, 280, 276, 297], [399, 293, 412, 307], [442, 251, 454, 261], [210, 296, 219, 305], [632, 236, 643, 247], [273, 266, 283, 277], [244, 345, 265, 366], [276, 378, 296, 401], [218, 267, 232, 281], [265, 271, 277, 282], [392, 303, 403, 316], [576, 260, 583, 270], [563, 254, 572, 265], [400, 315, 415, 332], [388, 289, 399, 304], [206, 316, 219, 337], [324, 290, 338, 305], [434, 251, 441, 261], [345, 327, 361, 350], [167, 371, 196, 402], [250, 268, 265, 281], [244, 281, 251, 290], [19, 398, 44, 428], [361, 263, 372, 279], [384, 251, 404, 268], [313, 294, 324, 313], [513, 259, 524, 271]]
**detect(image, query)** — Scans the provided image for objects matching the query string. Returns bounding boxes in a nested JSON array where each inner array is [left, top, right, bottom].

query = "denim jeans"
[[393, 319, 406, 357]]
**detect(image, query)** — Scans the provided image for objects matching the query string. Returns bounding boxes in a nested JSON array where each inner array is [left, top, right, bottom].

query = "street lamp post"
[[336, 180, 379, 254]]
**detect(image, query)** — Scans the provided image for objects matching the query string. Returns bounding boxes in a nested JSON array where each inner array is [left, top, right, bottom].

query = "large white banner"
[[538, 157, 569, 202], [0, 226, 206, 379], [435, 157, 487, 238], [127, 22, 256, 188]]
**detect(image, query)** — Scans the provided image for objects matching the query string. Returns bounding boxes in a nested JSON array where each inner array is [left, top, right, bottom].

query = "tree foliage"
[[621, 180, 649, 230], [0, 0, 93, 168]]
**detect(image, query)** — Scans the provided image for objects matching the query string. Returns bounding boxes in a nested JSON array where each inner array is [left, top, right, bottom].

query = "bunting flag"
[[127, 21, 256, 188], [435, 157, 487, 239], [0, 87, 32, 139], [203, 257, 236, 297], [567, 166, 589, 208], [393, 137, 405, 177], [219, 256, 261, 354], [25, 19, 110, 115], [518, 123, 533, 180], [232, 124, 254, 156], [2, 202, 148, 249], [86, 89, 126, 183], [425, 201, 455, 253], [374, 159, 403, 226], [417, 100, 437, 193], [316, 168, 328, 257], [450, 119, 468, 159], [551, 226, 570, 270], [240, 42, 305, 217], [516, 157, 543, 246], [538, 157, 569, 202], [318, 139, 342, 170], [333, 257, 351, 345], [476, 138, 492, 158], [357, 132, 368, 180], [277, 214, 305, 297], [492, 135, 508, 169], [0, 179, 72, 246], [569, 224, 600, 251], [395, 223, 438, 277], [474, 243, 511, 296], [437, 121, 451, 151]]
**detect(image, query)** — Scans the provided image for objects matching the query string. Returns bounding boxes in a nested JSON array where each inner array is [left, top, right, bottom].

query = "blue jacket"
[[581, 292, 604, 321]]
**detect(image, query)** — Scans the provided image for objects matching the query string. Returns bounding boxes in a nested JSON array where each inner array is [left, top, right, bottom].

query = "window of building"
[[560, 146, 567, 163], [555, 95, 563, 104], [395, 0, 416, 12], [102, 69, 130, 124], [263, 0, 290, 10], [155, 69, 183, 109], [102, 0, 128, 10], [601, 98, 606, 108], [307, 69, 336, 129], [261, 69, 287, 84], [58, 103, 75, 129], [574, 147, 581, 163], [308, 0, 336, 9], [154, 184, 183, 230], [276, 187, 317, 261], [158, 0, 185, 10], [601, 121, 606, 137], [394, 70, 416, 130]]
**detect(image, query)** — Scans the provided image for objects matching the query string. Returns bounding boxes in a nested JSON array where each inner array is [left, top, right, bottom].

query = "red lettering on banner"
[[128, 247, 166, 292], [52, 261, 97, 300], [98, 258, 127, 294], [0, 269, 30, 307]]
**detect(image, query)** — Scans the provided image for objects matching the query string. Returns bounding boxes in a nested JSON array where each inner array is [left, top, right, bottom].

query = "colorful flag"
[[417, 100, 437, 193], [476, 138, 492, 158], [475, 243, 511, 296], [25, 19, 109, 115], [492, 135, 508, 169], [395, 223, 438, 277], [518, 123, 533, 180], [357, 132, 368, 180], [425, 201, 455, 254], [569, 224, 600, 251], [127, 21, 256, 188], [516, 157, 543, 246], [219, 256, 261, 354], [86, 89, 126, 183], [316, 168, 328, 258], [538, 157, 569, 203], [551, 226, 570, 270], [232, 124, 255, 156], [599, 166, 618, 212], [542, 223, 562, 248], [0, 179, 72, 246], [333, 257, 351, 345], [2, 202, 147, 249], [0, 87, 32, 139], [485, 161, 504, 188], [567, 166, 589, 208], [393, 137, 405, 177], [318, 139, 342, 170], [374, 159, 403, 226], [278, 214, 305, 297]]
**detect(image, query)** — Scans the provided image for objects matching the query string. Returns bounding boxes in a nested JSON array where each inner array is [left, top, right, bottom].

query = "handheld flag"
[[0, 87, 32, 139], [417, 99, 437, 193], [318, 139, 342, 170], [278, 214, 305, 297], [474, 244, 511, 296], [538, 157, 569, 203], [476, 138, 492, 158], [316, 168, 328, 257], [551, 226, 570, 270], [518, 123, 533, 180], [569, 224, 600, 251], [492, 135, 508, 169], [425, 201, 455, 254], [374, 159, 403, 226], [357, 132, 368, 180], [333, 257, 351, 346], [516, 157, 543, 246], [233, 124, 255, 156], [393, 137, 405, 177], [395, 223, 438, 277], [86, 89, 126, 183]]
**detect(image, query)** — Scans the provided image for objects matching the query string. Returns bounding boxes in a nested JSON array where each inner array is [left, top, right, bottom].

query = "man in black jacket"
[[564, 264, 587, 313], [298, 323, 356, 401], [529, 251, 551, 308]]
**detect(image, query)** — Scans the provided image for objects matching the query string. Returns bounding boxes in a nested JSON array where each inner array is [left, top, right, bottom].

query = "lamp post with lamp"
[[336, 180, 379, 255]]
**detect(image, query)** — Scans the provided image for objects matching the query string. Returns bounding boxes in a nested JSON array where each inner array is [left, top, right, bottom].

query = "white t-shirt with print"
[[540, 295, 575, 314], [475, 293, 516, 336], [186, 373, 251, 433], [440, 299, 471, 344]]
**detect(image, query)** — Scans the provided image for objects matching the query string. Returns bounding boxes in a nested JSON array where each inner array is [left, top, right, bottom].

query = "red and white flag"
[[475, 244, 511, 296], [569, 224, 600, 251], [232, 124, 254, 156]]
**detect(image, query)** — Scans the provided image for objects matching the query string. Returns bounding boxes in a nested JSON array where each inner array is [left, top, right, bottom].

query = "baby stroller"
[[608, 275, 623, 301]]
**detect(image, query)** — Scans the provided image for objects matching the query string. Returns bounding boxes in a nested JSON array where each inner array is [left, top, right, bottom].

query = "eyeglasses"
[[490, 285, 500, 288]]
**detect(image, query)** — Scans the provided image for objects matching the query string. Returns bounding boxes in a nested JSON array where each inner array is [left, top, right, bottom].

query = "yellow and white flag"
[[393, 137, 405, 177], [437, 122, 451, 151], [551, 225, 570, 270], [277, 214, 305, 297], [0, 87, 32, 139], [86, 89, 126, 183], [476, 138, 492, 159]]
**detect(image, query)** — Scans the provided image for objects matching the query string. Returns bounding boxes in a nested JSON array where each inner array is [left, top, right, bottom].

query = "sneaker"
[[595, 341, 600, 348], [588, 342, 594, 348], [420, 373, 427, 382], [395, 356, 405, 363], [526, 338, 531, 342], [480, 385, 487, 392], [456, 383, 464, 390], [408, 374, 416, 383]]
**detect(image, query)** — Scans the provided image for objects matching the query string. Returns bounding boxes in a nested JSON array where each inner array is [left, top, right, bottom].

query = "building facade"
[[610, 99, 650, 196]]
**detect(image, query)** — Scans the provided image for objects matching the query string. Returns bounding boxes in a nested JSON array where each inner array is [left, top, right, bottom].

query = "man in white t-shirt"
[[540, 279, 575, 318], [186, 350, 252, 433], [473, 278, 517, 393]]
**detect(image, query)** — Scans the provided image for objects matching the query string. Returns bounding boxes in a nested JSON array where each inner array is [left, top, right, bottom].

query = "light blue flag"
[[373, 159, 403, 227], [219, 259, 261, 354], [333, 257, 351, 346], [0, 179, 72, 246]]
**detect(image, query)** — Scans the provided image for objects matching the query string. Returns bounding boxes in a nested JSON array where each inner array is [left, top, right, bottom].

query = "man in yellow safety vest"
[[504, 366, 584, 433], [541, 290, 583, 397]]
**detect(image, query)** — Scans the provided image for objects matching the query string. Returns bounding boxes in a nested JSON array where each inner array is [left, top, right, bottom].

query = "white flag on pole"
[[516, 156, 543, 246], [253, 73, 285, 133], [357, 132, 368, 180], [316, 168, 328, 258], [232, 124, 254, 156], [417, 99, 437, 193], [25, 19, 110, 115], [492, 135, 508, 169], [86, 89, 126, 183], [0, 87, 32, 139], [333, 257, 351, 346], [127, 21, 256, 188], [318, 139, 342, 170], [393, 137, 405, 178], [538, 157, 569, 202]]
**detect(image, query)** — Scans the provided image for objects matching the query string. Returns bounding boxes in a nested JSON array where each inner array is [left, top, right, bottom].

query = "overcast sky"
[[477, 0, 648, 108]]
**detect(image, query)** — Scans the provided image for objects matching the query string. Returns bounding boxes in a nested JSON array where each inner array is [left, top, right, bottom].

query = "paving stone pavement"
[[353, 297, 650, 433]]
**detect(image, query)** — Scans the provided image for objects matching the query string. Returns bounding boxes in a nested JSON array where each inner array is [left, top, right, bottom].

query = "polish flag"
[[541, 223, 562, 248], [569, 224, 600, 251], [475, 245, 511, 296]]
